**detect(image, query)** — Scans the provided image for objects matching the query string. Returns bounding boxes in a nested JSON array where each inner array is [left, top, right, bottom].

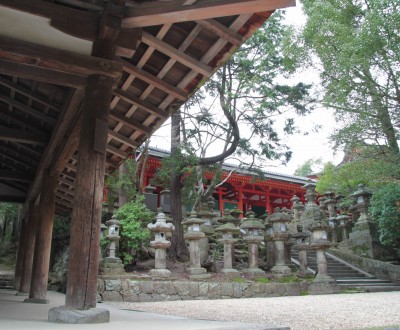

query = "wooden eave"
[[0, 0, 295, 213]]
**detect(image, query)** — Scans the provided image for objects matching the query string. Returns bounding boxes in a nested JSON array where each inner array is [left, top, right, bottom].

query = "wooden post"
[[18, 203, 38, 294], [25, 170, 58, 303], [14, 216, 27, 291], [65, 74, 113, 310]]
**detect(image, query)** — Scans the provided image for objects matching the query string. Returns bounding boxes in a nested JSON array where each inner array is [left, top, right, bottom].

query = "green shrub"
[[115, 196, 154, 264]]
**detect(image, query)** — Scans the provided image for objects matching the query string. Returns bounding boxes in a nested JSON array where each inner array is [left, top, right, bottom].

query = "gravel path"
[[107, 291, 400, 330]]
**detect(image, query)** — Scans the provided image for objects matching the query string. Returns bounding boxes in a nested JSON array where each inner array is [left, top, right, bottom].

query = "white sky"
[[150, 1, 344, 176]]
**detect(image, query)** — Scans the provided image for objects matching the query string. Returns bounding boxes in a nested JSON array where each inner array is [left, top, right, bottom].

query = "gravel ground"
[[106, 291, 400, 330]]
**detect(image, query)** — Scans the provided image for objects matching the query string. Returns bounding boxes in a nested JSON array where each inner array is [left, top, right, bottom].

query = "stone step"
[[339, 285, 400, 292]]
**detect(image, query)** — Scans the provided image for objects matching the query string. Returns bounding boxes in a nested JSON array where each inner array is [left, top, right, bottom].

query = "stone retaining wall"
[[330, 249, 400, 283], [97, 277, 338, 302]]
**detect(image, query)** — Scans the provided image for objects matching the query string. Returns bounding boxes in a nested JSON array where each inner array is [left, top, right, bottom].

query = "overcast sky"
[[150, 1, 344, 176]]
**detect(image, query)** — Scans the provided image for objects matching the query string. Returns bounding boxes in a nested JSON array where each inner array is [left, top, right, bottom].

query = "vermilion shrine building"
[[141, 148, 310, 215]]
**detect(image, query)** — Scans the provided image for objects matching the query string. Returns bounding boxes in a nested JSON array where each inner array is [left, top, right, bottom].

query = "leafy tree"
[[114, 196, 154, 265], [371, 184, 400, 252], [286, 0, 400, 162], [294, 158, 323, 177]]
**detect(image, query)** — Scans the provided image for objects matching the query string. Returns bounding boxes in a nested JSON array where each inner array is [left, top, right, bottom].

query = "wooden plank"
[[123, 0, 295, 27], [0, 110, 45, 135], [0, 76, 62, 113], [106, 145, 128, 159], [110, 109, 152, 136], [0, 94, 57, 126], [0, 36, 123, 82], [119, 58, 188, 101], [196, 19, 244, 46], [107, 129, 139, 149], [0, 126, 49, 145], [142, 32, 213, 77], [0, 59, 87, 89], [113, 88, 168, 118], [0, 170, 33, 182]]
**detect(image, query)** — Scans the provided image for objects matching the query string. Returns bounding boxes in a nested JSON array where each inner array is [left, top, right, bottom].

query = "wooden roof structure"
[[0, 0, 295, 215]]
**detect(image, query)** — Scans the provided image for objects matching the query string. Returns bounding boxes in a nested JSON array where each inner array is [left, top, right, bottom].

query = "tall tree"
[[286, 0, 400, 160]]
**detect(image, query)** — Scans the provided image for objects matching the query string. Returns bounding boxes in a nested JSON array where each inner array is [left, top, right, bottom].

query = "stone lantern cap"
[[147, 210, 175, 233], [216, 222, 240, 234], [240, 211, 264, 230], [269, 207, 292, 223], [336, 214, 350, 224], [182, 211, 206, 226], [351, 184, 372, 199]]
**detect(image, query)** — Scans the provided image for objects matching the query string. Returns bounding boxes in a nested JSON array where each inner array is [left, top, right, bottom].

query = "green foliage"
[[255, 277, 271, 283], [53, 215, 71, 237], [294, 158, 323, 177], [276, 275, 301, 283], [371, 184, 400, 250], [300, 290, 309, 296], [286, 0, 400, 156], [105, 158, 138, 207], [115, 196, 154, 264]]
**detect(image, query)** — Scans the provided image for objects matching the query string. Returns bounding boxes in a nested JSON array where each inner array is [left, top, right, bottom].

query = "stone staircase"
[[0, 271, 14, 289], [291, 249, 400, 292]]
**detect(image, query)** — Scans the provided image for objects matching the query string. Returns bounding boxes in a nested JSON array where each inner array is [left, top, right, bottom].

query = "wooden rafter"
[[0, 127, 49, 145], [123, 0, 295, 27], [0, 170, 33, 182], [110, 109, 152, 136]]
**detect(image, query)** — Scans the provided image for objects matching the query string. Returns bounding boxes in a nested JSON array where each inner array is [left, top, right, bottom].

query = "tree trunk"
[[168, 109, 189, 261]]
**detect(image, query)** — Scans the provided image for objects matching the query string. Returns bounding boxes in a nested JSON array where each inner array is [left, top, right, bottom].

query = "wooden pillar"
[[265, 191, 271, 214], [218, 187, 224, 212], [238, 185, 243, 213], [65, 74, 113, 310], [118, 162, 127, 207], [25, 170, 58, 303], [18, 203, 39, 294], [14, 216, 27, 291]]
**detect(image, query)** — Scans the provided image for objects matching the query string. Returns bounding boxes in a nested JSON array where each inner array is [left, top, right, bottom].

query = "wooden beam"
[[123, 0, 295, 27], [0, 127, 49, 145], [0, 76, 62, 113], [119, 58, 188, 101], [106, 145, 128, 159], [141, 32, 213, 77], [0, 37, 122, 83], [113, 88, 169, 118], [107, 129, 139, 149], [0, 110, 45, 135], [0, 170, 33, 182], [110, 109, 152, 136], [196, 19, 244, 46]]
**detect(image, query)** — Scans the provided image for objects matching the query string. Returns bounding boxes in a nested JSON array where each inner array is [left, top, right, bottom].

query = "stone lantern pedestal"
[[147, 209, 175, 278], [264, 221, 275, 270], [269, 208, 292, 277], [240, 211, 265, 279], [182, 211, 211, 279], [99, 215, 124, 275], [292, 229, 313, 277], [337, 214, 350, 241], [216, 223, 240, 278]]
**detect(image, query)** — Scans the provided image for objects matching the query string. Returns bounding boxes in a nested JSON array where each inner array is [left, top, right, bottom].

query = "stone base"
[[221, 268, 241, 279], [243, 268, 265, 279], [15, 291, 28, 296], [187, 267, 207, 276], [149, 268, 171, 278], [188, 273, 212, 280], [271, 265, 292, 278], [297, 269, 314, 278], [308, 281, 340, 295], [314, 273, 336, 283], [48, 306, 110, 324], [24, 297, 49, 304], [99, 258, 125, 275]]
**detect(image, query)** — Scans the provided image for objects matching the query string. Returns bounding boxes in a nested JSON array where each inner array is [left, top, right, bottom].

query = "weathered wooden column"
[[17, 203, 39, 294], [14, 216, 27, 291], [24, 170, 58, 304]]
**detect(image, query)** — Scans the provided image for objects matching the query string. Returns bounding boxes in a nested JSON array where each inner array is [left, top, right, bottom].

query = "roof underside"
[[0, 0, 295, 215]]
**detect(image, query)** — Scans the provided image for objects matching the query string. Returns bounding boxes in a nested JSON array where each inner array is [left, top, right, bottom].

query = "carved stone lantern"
[[351, 184, 373, 227], [182, 211, 210, 279], [290, 195, 304, 232], [216, 222, 240, 278], [262, 212, 275, 270], [269, 207, 292, 277], [106, 215, 121, 260], [147, 209, 175, 277], [240, 210, 265, 278], [199, 202, 215, 236], [217, 209, 235, 225], [336, 214, 350, 241], [291, 225, 312, 277], [300, 180, 319, 231], [229, 209, 243, 227], [99, 223, 107, 261], [324, 192, 338, 245]]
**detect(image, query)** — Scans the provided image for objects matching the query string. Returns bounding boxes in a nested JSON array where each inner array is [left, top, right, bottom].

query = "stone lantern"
[[309, 213, 334, 283], [290, 195, 304, 232], [336, 214, 350, 241], [262, 212, 275, 270], [99, 223, 107, 262], [229, 209, 243, 227], [217, 209, 235, 225], [324, 192, 338, 245], [348, 184, 381, 258], [269, 207, 292, 277], [240, 210, 265, 278], [182, 211, 211, 279], [199, 202, 215, 236], [147, 209, 175, 277], [99, 215, 124, 274], [300, 180, 319, 231], [106, 215, 121, 260], [216, 222, 240, 278], [291, 225, 312, 277]]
